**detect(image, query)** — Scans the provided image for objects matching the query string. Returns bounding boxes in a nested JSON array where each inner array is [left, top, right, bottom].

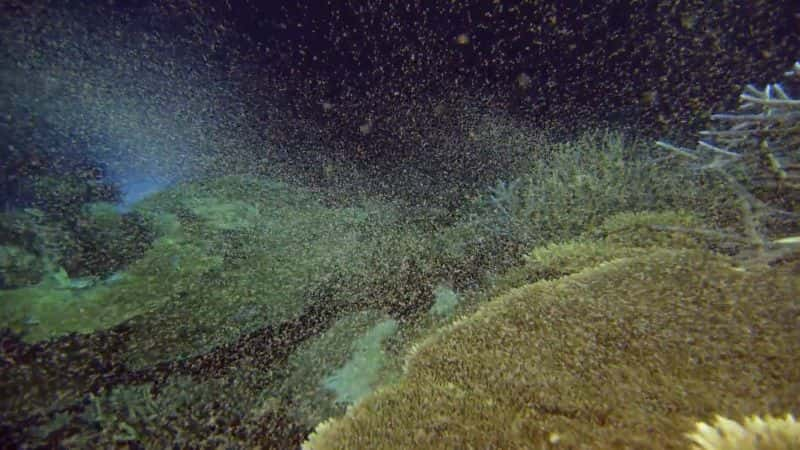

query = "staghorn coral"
[[656, 61, 800, 266]]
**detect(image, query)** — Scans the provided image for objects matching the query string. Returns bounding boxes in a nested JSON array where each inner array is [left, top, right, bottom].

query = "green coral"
[[323, 318, 399, 405]]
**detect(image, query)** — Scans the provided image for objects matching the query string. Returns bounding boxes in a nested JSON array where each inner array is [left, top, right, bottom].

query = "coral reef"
[[303, 220, 799, 449]]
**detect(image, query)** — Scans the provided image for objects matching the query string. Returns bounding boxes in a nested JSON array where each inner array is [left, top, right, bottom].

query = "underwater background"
[[1, 0, 798, 448]]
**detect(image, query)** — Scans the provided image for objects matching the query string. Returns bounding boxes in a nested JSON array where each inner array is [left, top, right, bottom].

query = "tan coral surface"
[[304, 248, 799, 449]]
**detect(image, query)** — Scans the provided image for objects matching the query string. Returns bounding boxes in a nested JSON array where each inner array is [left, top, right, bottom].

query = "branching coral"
[[686, 414, 800, 450], [656, 61, 800, 265]]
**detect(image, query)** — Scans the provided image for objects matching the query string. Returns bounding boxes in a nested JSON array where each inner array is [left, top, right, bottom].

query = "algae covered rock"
[[0, 244, 47, 288], [66, 202, 156, 277]]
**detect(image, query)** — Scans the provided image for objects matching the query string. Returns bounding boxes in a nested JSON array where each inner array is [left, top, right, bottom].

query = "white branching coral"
[[656, 61, 800, 265], [686, 413, 800, 450]]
